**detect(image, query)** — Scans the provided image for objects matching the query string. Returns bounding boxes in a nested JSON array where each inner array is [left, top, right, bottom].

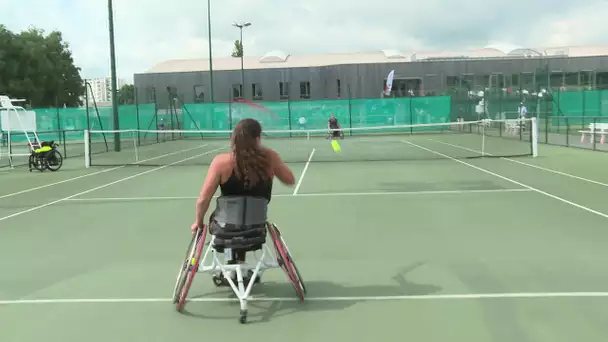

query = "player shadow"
[[181, 261, 442, 324]]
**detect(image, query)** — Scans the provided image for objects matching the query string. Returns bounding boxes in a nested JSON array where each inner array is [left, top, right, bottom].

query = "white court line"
[[2, 291, 608, 305], [0, 144, 211, 200], [402, 140, 608, 220], [429, 138, 608, 188], [0, 146, 227, 223], [293, 148, 315, 195], [62, 188, 532, 202]]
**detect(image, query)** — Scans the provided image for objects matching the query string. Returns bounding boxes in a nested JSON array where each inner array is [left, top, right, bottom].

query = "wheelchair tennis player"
[[191, 118, 296, 285], [327, 113, 344, 139]]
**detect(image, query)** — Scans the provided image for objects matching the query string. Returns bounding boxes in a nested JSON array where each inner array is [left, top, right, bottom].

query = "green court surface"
[[2, 135, 608, 342]]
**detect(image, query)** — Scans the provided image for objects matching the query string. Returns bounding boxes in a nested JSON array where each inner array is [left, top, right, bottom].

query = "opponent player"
[[327, 113, 343, 139]]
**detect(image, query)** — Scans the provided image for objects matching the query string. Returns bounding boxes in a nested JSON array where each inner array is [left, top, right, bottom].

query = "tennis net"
[[84, 118, 538, 167]]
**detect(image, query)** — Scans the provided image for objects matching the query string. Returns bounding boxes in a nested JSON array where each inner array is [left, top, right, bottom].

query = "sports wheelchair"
[[28, 141, 63, 172], [172, 196, 306, 324], [326, 129, 344, 140]]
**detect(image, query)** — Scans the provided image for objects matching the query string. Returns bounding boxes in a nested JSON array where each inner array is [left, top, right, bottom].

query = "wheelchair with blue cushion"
[[172, 196, 306, 324]]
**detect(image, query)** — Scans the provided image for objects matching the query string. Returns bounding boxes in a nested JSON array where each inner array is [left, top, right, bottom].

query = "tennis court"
[[2, 121, 608, 341]]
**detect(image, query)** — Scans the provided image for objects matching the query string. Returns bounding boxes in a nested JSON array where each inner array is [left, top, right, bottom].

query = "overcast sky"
[[1, 0, 606, 83]]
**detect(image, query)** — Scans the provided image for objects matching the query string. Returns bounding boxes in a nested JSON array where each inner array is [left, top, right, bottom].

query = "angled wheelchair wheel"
[[29, 154, 44, 172], [172, 231, 197, 304], [268, 223, 306, 301], [174, 226, 207, 312], [45, 150, 63, 172]]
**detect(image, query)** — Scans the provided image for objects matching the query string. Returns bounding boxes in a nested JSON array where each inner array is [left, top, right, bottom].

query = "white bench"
[[579, 123, 608, 144]]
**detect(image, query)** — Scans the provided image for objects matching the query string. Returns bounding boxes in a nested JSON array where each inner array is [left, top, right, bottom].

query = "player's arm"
[[268, 148, 295, 186], [193, 155, 222, 229]]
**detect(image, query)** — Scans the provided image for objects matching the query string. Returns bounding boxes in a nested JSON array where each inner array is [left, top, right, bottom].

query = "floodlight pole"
[[108, 0, 120, 151], [233, 22, 251, 100], [207, 0, 214, 103]]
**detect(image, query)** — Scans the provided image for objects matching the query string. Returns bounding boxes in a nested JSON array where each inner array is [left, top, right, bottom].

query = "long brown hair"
[[231, 118, 271, 188]]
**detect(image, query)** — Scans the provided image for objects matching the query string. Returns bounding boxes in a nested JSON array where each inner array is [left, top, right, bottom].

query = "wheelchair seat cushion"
[[34, 146, 52, 154]]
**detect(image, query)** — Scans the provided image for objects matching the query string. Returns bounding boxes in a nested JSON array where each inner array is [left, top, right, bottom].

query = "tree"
[[118, 84, 135, 105], [231, 40, 243, 58], [0, 26, 84, 108]]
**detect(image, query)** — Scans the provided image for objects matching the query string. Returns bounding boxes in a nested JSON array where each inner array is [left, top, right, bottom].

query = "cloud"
[[2, 0, 607, 83]]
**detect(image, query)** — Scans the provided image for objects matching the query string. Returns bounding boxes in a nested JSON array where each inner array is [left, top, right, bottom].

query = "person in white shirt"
[[518, 103, 527, 118], [518, 102, 528, 130], [298, 116, 307, 130]]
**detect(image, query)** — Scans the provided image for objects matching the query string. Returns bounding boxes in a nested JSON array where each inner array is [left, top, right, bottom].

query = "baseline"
[[429, 139, 608, 188], [402, 140, 608, 220], [0, 146, 227, 223], [2, 291, 608, 305], [62, 188, 532, 203], [0, 144, 211, 200]]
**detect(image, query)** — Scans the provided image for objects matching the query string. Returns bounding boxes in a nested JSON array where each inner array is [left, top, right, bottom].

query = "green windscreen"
[[552, 90, 608, 125], [4, 96, 452, 143], [182, 96, 452, 134]]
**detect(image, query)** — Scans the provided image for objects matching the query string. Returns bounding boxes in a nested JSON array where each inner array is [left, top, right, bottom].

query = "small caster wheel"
[[212, 276, 223, 287], [239, 310, 247, 324]]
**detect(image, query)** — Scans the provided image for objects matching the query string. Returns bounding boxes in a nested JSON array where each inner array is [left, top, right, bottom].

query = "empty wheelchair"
[[28, 141, 63, 172], [172, 196, 306, 324]]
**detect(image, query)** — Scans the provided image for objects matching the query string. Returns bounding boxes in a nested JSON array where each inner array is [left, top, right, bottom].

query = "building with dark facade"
[[134, 45, 608, 109]]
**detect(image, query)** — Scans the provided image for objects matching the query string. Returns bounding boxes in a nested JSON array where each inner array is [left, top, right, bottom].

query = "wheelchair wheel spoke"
[[269, 224, 305, 301], [172, 233, 197, 304], [176, 227, 207, 312], [45, 150, 63, 171]]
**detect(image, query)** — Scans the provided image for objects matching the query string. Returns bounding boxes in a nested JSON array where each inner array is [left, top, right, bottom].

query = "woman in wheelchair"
[[191, 118, 295, 285]]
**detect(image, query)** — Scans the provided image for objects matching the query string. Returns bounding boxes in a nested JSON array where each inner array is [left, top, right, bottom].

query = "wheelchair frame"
[[172, 222, 306, 324], [28, 141, 63, 172]]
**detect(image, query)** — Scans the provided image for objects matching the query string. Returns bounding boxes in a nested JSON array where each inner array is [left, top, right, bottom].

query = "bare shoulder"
[[261, 146, 280, 160], [211, 152, 232, 168]]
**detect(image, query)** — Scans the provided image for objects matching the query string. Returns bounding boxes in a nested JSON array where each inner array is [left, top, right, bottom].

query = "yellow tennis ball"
[[331, 140, 341, 152]]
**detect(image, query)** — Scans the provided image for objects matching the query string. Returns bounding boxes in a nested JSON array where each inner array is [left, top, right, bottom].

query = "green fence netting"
[[182, 96, 452, 135], [3, 96, 452, 143], [552, 90, 608, 125]]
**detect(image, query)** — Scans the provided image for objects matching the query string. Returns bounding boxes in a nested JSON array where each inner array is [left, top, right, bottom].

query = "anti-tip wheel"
[[239, 310, 247, 324], [212, 275, 223, 287]]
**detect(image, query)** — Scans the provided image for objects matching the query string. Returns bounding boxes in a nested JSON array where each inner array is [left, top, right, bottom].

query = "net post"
[[531, 117, 538, 157], [7, 115, 13, 168], [565, 117, 570, 146], [592, 117, 597, 151], [481, 122, 486, 156], [133, 131, 139, 162], [84, 129, 90, 168]]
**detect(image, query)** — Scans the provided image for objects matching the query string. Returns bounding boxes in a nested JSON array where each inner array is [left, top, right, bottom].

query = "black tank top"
[[329, 117, 338, 129], [220, 169, 273, 202]]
